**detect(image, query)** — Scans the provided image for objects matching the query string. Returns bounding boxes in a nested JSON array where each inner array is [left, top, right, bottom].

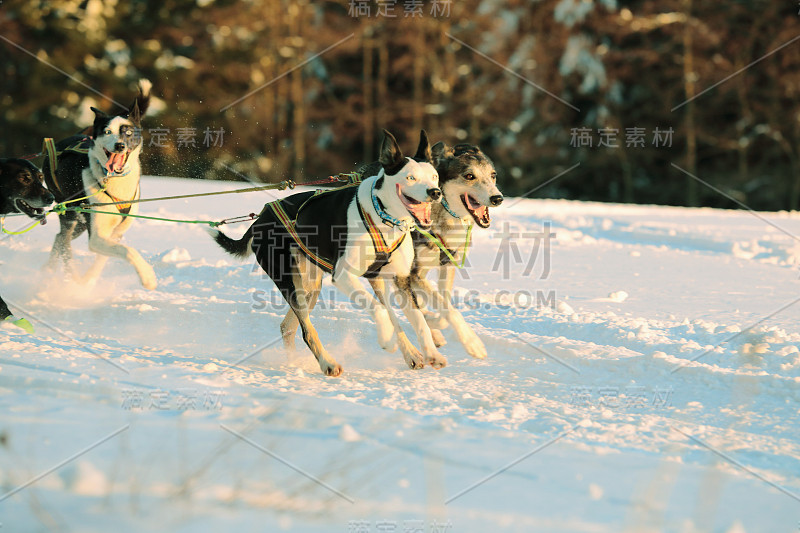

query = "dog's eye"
[[125, 129, 133, 136], [104, 129, 112, 135], [465, 173, 476, 180], [407, 175, 416, 181], [491, 172, 497, 181], [18, 175, 32, 184]]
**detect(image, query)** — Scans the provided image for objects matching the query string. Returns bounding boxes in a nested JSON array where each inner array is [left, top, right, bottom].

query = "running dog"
[[369, 142, 503, 359], [212, 130, 444, 376], [44, 80, 156, 290], [0, 158, 55, 332]]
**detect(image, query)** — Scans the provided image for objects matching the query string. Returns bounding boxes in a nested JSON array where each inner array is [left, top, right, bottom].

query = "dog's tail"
[[209, 226, 254, 259]]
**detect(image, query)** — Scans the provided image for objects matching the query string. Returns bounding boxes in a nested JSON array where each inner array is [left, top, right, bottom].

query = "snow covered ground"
[[1, 177, 799, 532]]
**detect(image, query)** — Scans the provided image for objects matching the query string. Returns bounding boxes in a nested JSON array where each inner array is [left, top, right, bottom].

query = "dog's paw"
[[282, 336, 296, 351], [139, 266, 158, 291], [462, 331, 487, 359], [380, 336, 398, 353], [322, 362, 343, 377], [431, 329, 447, 347], [425, 351, 447, 369], [402, 348, 425, 370]]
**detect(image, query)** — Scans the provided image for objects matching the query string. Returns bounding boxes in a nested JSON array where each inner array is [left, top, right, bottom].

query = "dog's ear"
[[431, 141, 454, 165], [129, 101, 142, 126], [413, 129, 433, 163], [90, 107, 107, 120], [379, 129, 404, 172]]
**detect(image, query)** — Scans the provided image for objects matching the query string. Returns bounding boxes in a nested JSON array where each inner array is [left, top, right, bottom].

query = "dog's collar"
[[370, 178, 411, 231], [440, 196, 460, 219], [440, 195, 474, 227]]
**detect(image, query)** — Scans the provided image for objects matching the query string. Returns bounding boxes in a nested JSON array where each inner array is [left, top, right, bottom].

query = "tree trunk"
[[682, 0, 698, 206], [412, 23, 424, 135], [363, 29, 374, 164]]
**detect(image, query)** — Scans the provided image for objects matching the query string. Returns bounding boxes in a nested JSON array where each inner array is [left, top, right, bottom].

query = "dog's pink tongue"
[[466, 195, 487, 218], [409, 203, 432, 226], [106, 153, 125, 173]]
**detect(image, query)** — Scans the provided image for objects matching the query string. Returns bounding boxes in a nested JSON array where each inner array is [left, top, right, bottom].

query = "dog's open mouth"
[[14, 198, 47, 219], [461, 194, 491, 228], [396, 184, 432, 227], [103, 148, 130, 174]]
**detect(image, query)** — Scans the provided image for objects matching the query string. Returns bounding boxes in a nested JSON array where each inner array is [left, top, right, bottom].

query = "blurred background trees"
[[2, 0, 799, 211]]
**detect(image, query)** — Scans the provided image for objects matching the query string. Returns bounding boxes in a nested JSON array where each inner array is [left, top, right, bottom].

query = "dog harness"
[[266, 175, 408, 276], [357, 202, 407, 276], [100, 183, 140, 215], [41, 137, 90, 196]]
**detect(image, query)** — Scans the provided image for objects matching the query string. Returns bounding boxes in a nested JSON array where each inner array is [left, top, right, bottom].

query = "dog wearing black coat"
[[0, 158, 54, 332], [212, 130, 445, 376]]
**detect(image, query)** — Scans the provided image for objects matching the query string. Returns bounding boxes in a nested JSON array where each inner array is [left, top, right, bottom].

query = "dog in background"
[[212, 130, 445, 376], [369, 142, 503, 359], [0, 158, 54, 332], [44, 80, 156, 290]]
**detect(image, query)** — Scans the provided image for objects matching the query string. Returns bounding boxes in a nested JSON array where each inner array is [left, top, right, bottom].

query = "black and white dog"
[[44, 80, 156, 290], [212, 130, 444, 376], [0, 158, 54, 332]]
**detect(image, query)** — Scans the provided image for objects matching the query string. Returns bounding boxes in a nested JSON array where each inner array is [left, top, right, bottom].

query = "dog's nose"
[[489, 195, 504, 206], [427, 188, 442, 202], [44, 191, 55, 204], [114, 142, 125, 152]]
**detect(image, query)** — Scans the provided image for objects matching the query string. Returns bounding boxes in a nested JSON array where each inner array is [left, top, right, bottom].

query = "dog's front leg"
[[367, 278, 398, 352], [367, 278, 424, 369], [332, 270, 424, 369], [394, 276, 447, 369], [86, 209, 157, 290], [409, 273, 447, 347], [426, 266, 486, 360], [45, 214, 82, 277]]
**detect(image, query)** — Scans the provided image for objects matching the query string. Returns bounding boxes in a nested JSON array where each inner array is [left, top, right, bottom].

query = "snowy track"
[[1, 178, 799, 532]]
